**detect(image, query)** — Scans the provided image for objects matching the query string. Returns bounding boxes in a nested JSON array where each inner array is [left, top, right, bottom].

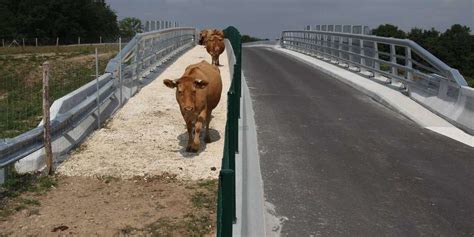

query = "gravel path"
[[57, 46, 230, 180]]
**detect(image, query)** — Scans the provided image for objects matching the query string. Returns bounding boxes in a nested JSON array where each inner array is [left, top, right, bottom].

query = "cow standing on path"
[[205, 34, 225, 66], [163, 60, 223, 153]]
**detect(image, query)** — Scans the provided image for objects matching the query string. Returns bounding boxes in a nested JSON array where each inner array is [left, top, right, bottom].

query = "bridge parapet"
[[281, 30, 474, 134]]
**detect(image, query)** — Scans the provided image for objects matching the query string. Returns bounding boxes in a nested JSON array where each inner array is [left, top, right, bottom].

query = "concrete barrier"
[[409, 82, 474, 135]]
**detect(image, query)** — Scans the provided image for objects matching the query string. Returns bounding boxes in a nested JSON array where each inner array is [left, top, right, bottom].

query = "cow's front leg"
[[205, 110, 212, 143], [190, 111, 207, 152], [186, 121, 193, 152]]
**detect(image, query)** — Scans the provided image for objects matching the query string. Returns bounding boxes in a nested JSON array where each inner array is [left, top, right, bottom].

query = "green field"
[[0, 45, 118, 138]]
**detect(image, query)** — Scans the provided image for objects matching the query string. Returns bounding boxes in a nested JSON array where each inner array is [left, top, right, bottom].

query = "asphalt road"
[[242, 46, 474, 237]]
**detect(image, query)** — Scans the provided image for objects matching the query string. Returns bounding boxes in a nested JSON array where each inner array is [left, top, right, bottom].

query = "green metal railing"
[[216, 26, 242, 237]]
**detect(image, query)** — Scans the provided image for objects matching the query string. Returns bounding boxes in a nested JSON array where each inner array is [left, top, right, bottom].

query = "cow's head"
[[164, 77, 209, 115], [199, 30, 209, 45]]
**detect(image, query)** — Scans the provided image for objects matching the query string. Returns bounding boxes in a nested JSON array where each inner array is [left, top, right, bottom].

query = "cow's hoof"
[[187, 147, 198, 153], [205, 136, 211, 143]]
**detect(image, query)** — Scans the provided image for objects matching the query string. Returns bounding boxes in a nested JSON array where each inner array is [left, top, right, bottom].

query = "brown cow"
[[205, 35, 225, 66], [212, 29, 225, 38], [199, 29, 225, 45], [199, 29, 213, 45], [163, 60, 223, 153]]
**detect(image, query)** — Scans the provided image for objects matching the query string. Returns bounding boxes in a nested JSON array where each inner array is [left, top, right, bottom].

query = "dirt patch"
[[57, 46, 231, 180], [0, 175, 217, 236]]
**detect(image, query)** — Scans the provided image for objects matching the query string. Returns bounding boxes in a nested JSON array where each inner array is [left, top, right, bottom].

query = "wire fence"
[[0, 37, 132, 49], [0, 44, 119, 139]]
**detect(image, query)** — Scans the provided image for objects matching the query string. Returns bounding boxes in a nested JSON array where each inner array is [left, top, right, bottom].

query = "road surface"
[[242, 46, 474, 236]]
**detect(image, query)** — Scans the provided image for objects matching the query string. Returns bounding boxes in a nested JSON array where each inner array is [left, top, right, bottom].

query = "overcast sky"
[[108, 0, 473, 39]]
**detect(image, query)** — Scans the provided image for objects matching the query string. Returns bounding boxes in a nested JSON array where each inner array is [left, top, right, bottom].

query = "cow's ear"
[[194, 79, 209, 89], [164, 79, 178, 88]]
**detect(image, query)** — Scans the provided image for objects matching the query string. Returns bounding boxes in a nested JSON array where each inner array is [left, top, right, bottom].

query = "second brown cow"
[[163, 60, 223, 153], [205, 34, 225, 66]]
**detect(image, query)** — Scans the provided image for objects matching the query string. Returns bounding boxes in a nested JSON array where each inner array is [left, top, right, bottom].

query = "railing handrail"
[[282, 30, 468, 87]]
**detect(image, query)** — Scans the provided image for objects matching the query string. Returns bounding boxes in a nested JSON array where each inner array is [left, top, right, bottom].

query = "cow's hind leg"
[[205, 110, 212, 143]]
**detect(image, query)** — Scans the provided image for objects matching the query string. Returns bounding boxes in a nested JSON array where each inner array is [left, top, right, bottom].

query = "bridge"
[[1, 25, 473, 236]]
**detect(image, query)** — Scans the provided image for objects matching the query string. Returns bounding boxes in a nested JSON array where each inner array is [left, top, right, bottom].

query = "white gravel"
[[57, 46, 231, 180]]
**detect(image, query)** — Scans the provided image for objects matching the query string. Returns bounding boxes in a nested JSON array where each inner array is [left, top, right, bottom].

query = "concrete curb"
[[233, 72, 267, 237]]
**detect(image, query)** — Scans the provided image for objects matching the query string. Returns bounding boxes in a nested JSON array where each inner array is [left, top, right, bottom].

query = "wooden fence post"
[[95, 48, 101, 129], [42, 62, 53, 175]]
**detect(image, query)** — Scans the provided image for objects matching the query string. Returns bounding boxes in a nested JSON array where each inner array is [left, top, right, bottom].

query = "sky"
[[107, 0, 473, 39]]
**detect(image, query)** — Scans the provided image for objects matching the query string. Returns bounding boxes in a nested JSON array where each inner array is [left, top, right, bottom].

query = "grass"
[[466, 76, 474, 88], [118, 179, 218, 236], [0, 169, 57, 220], [0, 44, 118, 138]]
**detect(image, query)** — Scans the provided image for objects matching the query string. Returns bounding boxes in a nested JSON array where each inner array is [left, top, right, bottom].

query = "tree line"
[[372, 24, 473, 86], [0, 0, 142, 44]]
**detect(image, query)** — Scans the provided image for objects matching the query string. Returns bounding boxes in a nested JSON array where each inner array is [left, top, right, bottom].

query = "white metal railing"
[[281, 29, 474, 135], [281, 30, 468, 88]]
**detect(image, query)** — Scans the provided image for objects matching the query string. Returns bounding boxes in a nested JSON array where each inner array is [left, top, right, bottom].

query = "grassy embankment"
[[0, 45, 118, 138]]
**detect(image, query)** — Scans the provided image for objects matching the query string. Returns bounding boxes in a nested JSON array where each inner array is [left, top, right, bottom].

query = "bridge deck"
[[243, 46, 474, 236], [57, 45, 231, 180]]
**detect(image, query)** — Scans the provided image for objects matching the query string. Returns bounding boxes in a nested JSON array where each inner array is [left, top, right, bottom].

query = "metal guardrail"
[[305, 24, 371, 35], [281, 30, 474, 135], [217, 26, 242, 237], [0, 27, 197, 169], [281, 30, 468, 88]]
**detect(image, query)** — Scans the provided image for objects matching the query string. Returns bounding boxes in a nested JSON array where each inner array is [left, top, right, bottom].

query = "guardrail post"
[[348, 37, 353, 66], [390, 44, 398, 83], [373, 42, 380, 77], [405, 47, 413, 81], [42, 62, 53, 175], [219, 169, 235, 236], [360, 39, 366, 69]]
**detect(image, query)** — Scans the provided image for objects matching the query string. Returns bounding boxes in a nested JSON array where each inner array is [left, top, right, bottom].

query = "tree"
[[437, 25, 473, 79], [241, 35, 266, 43], [373, 23, 473, 87], [0, 0, 119, 43], [407, 27, 440, 54], [372, 24, 406, 39], [119, 17, 143, 39]]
